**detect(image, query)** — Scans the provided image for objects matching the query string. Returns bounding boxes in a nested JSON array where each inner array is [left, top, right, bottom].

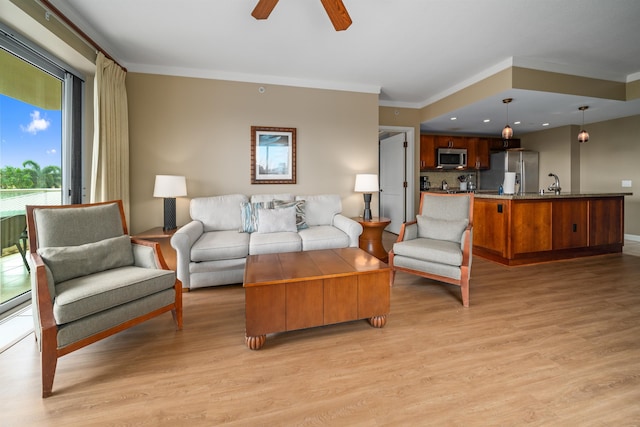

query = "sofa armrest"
[[332, 214, 363, 247], [170, 220, 204, 289]]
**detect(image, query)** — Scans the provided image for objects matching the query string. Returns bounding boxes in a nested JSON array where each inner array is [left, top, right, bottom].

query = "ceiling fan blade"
[[252, 0, 279, 20], [320, 0, 352, 31]]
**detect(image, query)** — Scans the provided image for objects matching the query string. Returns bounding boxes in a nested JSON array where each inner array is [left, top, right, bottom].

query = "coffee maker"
[[420, 176, 430, 191]]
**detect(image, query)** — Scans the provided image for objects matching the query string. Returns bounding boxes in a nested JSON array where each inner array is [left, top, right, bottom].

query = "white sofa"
[[171, 193, 363, 290]]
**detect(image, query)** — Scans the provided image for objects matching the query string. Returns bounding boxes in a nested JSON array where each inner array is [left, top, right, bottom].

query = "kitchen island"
[[472, 192, 632, 265]]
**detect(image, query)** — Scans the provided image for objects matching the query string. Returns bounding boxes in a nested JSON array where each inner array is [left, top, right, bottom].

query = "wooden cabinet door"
[[468, 137, 490, 169], [473, 198, 508, 257], [589, 197, 624, 246], [511, 201, 552, 255], [436, 135, 465, 149], [420, 134, 436, 170], [489, 138, 521, 150], [552, 199, 588, 249]]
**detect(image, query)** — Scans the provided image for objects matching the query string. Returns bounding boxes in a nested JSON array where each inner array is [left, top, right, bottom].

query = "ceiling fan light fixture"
[[502, 98, 513, 140], [578, 106, 589, 143]]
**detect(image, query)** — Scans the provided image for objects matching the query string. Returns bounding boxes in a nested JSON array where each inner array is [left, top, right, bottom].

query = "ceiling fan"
[[252, 0, 352, 31]]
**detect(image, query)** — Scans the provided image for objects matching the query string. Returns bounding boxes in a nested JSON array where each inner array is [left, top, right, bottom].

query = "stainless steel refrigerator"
[[479, 149, 539, 194]]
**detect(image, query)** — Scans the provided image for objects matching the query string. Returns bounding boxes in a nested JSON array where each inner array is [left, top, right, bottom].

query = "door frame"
[[378, 125, 415, 229]]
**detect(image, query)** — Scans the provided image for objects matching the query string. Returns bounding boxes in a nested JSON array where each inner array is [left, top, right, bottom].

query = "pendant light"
[[502, 98, 513, 140], [578, 106, 589, 143]]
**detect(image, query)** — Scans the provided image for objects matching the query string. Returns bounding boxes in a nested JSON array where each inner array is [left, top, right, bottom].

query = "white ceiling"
[[49, 0, 640, 136]]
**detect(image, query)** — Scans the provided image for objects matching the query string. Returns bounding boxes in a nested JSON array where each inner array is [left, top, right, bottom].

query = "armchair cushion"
[[393, 238, 463, 267], [416, 216, 468, 243], [38, 235, 134, 283], [53, 266, 176, 324]]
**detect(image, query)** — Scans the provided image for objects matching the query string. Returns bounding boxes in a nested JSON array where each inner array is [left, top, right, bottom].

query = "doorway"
[[379, 126, 415, 234]]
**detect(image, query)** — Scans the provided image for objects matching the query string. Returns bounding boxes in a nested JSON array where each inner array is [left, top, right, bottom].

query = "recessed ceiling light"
[[542, 123, 550, 126], [450, 117, 457, 121], [483, 119, 490, 123], [514, 121, 521, 125]]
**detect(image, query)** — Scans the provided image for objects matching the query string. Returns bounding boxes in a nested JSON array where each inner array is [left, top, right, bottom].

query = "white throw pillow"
[[256, 206, 297, 233]]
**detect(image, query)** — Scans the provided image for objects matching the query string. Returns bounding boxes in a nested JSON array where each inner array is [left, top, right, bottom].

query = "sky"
[[0, 94, 62, 169]]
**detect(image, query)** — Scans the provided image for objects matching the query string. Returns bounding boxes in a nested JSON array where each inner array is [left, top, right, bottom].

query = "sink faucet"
[[548, 173, 561, 194]]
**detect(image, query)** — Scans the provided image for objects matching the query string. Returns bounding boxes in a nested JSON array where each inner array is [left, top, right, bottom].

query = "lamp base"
[[362, 193, 372, 221], [163, 197, 177, 231]]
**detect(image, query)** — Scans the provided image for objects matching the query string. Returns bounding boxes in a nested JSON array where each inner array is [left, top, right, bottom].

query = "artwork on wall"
[[251, 126, 297, 184]]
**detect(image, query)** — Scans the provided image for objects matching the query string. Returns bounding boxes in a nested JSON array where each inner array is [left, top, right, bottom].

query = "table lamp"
[[354, 174, 379, 221], [153, 175, 187, 231]]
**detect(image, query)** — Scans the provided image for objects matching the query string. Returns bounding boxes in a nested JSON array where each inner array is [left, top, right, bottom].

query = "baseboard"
[[625, 234, 640, 243]]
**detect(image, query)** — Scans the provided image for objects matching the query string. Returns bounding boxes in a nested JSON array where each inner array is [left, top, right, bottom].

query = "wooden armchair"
[[26, 200, 182, 397], [388, 192, 474, 307]]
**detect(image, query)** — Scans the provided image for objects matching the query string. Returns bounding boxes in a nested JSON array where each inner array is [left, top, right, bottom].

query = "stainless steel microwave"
[[437, 148, 467, 169]]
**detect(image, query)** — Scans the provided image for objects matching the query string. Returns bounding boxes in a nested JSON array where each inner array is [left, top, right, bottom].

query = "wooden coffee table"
[[243, 248, 390, 350]]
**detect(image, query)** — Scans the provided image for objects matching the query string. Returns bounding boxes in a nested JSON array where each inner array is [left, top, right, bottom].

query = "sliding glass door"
[[0, 26, 84, 315]]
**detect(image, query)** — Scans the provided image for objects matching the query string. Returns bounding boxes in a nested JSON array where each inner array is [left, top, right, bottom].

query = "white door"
[[380, 132, 407, 234]]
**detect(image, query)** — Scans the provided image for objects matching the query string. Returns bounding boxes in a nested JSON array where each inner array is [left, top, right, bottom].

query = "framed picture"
[[251, 126, 297, 184]]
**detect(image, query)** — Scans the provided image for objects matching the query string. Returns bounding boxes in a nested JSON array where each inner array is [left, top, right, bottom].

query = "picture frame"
[[251, 126, 297, 184]]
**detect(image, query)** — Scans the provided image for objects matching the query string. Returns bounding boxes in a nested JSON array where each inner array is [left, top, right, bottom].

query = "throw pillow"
[[416, 215, 469, 243], [273, 199, 308, 230], [239, 201, 269, 233], [256, 206, 297, 233], [38, 234, 134, 283]]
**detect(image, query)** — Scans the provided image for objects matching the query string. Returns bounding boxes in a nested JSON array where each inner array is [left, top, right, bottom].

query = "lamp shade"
[[153, 175, 187, 198], [354, 174, 379, 193]]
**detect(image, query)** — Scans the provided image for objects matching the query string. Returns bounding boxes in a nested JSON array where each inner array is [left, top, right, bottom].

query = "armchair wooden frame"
[[388, 192, 474, 307], [26, 200, 183, 397]]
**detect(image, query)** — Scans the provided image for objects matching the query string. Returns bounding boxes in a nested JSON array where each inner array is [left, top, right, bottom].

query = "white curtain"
[[90, 52, 130, 222]]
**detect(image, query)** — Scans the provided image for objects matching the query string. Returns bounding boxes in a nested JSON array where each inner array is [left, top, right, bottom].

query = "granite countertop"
[[473, 191, 633, 200], [422, 190, 632, 199]]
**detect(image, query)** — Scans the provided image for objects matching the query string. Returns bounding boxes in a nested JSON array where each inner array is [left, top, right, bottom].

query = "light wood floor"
[[2, 237, 640, 426]]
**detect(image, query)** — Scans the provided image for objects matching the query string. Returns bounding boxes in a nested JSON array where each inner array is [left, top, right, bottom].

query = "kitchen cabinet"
[[489, 138, 520, 150], [420, 134, 489, 170], [473, 194, 625, 265], [467, 137, 490, 170], [589, 197, 624, 246], [436, 135, 466, 149], [419, 134, 437, 170], [552, 199, 588, 249]]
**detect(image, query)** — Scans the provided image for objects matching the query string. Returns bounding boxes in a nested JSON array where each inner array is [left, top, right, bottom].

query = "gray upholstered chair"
[[389, 192, 474, 307], [26, 200, 182, 397]]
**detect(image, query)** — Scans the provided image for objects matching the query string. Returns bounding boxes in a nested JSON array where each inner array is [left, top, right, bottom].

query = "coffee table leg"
[[368, 315, 387, 328], [245, 334, 266, 350]]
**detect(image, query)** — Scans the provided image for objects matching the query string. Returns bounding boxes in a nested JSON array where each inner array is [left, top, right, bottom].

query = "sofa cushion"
[[250, 193, 294, 204], [298, 225, 350, 251], [190, 194, 248, 232], [416, 215, 468, 243], [191, 230, 249, 262], [393, 237, 463, 266], [38, 235, 134, 283], [239, 201, 268, 233], [249, 232, 301, 255], [295, 194, 341, 226], [257, 206, 297, 233], [53, 266, 176, 324], [273, 199, 308, 230]]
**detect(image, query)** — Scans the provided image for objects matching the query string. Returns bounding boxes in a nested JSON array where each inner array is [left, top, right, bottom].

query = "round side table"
[[353, 217, 391, 263]]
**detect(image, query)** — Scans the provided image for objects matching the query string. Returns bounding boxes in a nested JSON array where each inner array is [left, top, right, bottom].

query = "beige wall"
[[522, 115, 640, 235], [127, 73, 379, 234]]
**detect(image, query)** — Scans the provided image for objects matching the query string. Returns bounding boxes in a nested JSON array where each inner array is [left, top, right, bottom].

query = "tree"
[[0, 166, 34, 189], [42, 165, 62, 188], [22, 160, 44, 188]]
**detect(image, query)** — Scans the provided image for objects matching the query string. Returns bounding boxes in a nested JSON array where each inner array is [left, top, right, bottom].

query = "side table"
[[133, 227, 179, 272], [353, 217, 391, 263]]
